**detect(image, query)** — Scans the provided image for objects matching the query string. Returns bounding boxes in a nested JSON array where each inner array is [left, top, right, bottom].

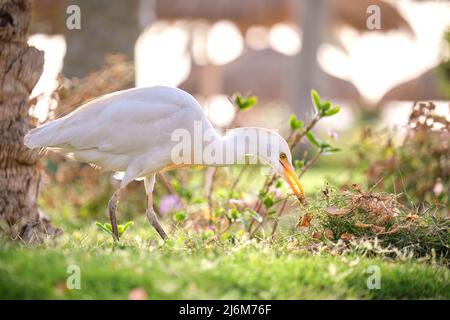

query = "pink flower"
[[229, 199, 245, 208], [159, 194, 182, 215], [128, 288, 148, 300], [269, 186, 283, 198], [433, 179, 444, 195], [327, 128, 339, 140]]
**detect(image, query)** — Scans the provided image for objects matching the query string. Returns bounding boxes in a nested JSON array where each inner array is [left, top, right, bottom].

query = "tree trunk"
[[0, 0, 59, 243]]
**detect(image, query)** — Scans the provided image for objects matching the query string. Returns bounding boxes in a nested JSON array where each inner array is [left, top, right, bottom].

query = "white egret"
[[24, 86, 305, 241]]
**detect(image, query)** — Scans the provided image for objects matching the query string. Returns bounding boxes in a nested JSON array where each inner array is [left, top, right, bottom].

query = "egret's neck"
[[209, 127, 269, 166]]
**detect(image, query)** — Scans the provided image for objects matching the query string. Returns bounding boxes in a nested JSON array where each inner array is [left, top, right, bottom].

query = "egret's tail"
[[24, 120, 64, 149]]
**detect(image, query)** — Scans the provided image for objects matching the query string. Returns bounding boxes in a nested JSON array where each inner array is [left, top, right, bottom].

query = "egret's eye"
[[280, 153, 287, 160]]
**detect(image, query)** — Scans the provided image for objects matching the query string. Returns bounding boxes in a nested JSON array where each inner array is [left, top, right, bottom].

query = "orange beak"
[[280, 158, 306, 205]]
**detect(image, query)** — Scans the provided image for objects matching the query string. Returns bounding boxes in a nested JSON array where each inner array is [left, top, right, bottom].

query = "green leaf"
[[322, 101, 331, 111], [201, 230, 214, 240], [306, 131, 321, 148], [294, 159, 305, 169], [243, 96, 258, 110], [234, 93, 258, 111], [323, 147, 341, 153], [215, 208, 226, 217], [229, 208, 241, 220], [321, 146, 341, 155], [267, 210, 277, 218], [171, 179, 181, 191], [258, 189, 267, 200], [324, 106, 340, 116], [289, 114, 303, 130], [179, 187, 192, 200], [191, 197, 207, 204], [95, 222, 112, 235], [311, 89, 322, 111], [275, 179, 283, 188], [263, 195, 274, 208], [174, 211, 187, 222], [246, 209, 263, 223], [118, 221, 134, 236]]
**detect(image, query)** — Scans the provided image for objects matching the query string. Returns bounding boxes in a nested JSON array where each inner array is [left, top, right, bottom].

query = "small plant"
[[244, 89, 342, 237], [358, 102, 449, 207], [297, 184, 450, 262], [96, 221, 134, 238], [305, 131, 340, 154], [311, 89, 341, 117], [232, 92, 258, 111], [289, 114, 303, 131]]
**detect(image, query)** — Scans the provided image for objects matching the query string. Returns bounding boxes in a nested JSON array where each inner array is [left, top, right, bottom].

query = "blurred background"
[[29, 0, 450, 132]]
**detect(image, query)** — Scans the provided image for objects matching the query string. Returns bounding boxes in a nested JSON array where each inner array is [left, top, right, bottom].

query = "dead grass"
[[296, 184, 449, 263]]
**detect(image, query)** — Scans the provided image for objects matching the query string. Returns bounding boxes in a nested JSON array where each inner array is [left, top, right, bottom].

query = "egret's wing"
[[30, 87, 204, 157]]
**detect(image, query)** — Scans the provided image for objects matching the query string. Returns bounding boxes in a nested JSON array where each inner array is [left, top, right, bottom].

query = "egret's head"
[[259, 130, 306, 204], [225, 127, 306, 204]]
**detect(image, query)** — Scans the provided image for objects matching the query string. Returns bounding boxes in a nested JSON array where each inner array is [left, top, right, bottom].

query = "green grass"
[[301, 165, 364, 192], [0, 224, 448, 300], [2, 166, 447, 300]]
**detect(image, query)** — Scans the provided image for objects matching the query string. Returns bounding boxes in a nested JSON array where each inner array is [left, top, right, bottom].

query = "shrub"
[[298, 184, 449, 262], [359, 102, 449, 208]]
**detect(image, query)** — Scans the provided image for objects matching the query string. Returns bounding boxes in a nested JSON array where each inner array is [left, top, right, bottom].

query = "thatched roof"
[[180, 48, 361, 105], [155, 0, 293, 32], [31, 0, 413, 35], [380, 67, 443, 104], [333, 0, 413, 34], [155, 0, 413, 34]]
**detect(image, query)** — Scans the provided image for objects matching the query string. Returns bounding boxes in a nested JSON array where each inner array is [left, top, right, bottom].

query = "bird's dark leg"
[[144, 175, 168, 240], [108, 189, 121, 241], [146, 207, 168, 240]]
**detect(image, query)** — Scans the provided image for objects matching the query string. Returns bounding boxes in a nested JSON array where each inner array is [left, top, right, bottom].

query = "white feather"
[[25, 86, 214, 182]]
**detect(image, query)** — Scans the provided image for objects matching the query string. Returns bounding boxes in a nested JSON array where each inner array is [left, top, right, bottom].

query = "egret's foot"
[[146, 209, 168, 240], [108, 191, 120, 242]]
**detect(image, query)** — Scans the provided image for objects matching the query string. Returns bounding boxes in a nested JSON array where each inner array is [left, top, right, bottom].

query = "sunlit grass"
[[9, 156, 445, 300], [0, 225, 448, 299]]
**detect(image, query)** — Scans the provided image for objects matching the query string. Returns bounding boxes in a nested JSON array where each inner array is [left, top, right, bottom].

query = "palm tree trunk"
[[0, 0, 59, 242]]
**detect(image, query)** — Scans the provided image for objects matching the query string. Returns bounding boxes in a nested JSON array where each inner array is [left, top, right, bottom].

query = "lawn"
[[0, 224, 448, 300], [1, 165, 448, 300]]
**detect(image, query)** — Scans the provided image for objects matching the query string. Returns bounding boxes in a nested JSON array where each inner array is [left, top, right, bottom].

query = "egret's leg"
[[144, 174, 168, 240], [108, 166, 139, 242], [108, 189, 121, 241]]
